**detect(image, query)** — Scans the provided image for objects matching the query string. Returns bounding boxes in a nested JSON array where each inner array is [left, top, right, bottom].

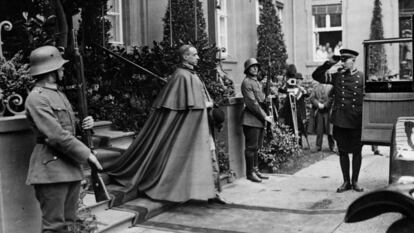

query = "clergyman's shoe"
[[352, 182, 364, 192], [208, 193, 228, 205], [336, 182, 352, 193], [247, 172, 262, 183]]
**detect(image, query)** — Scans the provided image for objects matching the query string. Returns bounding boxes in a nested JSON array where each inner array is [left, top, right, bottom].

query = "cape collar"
[[180, 63, 196, 74]]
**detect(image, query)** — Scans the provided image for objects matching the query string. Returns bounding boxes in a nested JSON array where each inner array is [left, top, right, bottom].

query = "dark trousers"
[[338, 150, 362, 183], [34, 181, 81, 233], [315, 111, 334, 150], [243, 125, 264, 174], [243, 125, 264, 152]]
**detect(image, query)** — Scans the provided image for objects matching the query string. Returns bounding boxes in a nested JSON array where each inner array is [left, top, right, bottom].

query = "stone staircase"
[[82, 121, 177, 233]]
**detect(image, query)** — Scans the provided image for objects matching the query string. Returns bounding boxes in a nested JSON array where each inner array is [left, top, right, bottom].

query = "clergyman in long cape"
[[102, 46, 217, 203]]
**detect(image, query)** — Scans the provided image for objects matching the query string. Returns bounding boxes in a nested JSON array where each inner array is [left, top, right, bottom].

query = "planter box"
[[0, 115, 40, 233]]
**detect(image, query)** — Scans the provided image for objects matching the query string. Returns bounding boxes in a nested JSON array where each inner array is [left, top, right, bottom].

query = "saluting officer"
[[312, 49, 364, 193], [25, 46, 103, 232], [241, 58, 273, 183]]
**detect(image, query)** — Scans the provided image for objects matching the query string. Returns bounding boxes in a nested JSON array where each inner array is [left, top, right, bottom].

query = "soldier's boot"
[[254, 152, 268, 180], [351, 151, 364, 192], [245, 151, 262, 183], [337, 151, 352, 193]]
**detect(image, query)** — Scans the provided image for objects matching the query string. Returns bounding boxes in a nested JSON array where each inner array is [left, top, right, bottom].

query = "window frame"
[[107, 0, 124, 45], [312, 4, 342, 61], [217, 0, 228, 57]]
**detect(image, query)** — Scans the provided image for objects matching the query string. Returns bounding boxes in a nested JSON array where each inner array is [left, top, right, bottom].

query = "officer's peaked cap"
[[340, 49, 359, 58]]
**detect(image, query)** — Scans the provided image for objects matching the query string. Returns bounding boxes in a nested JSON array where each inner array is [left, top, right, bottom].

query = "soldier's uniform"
[[241, 58, 269, 183], [25, 46, 91, 232], [312, 49, 364, 193]]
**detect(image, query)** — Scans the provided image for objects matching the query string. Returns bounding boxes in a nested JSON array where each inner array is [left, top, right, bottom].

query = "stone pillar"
[[217, 97, 245, 179], [0, 115, 40, 233]]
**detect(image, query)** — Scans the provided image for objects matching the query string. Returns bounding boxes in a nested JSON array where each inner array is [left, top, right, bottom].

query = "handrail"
[[93, 43, 167, 83]]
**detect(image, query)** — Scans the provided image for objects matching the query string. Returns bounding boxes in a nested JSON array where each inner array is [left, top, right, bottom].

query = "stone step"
[[105, 184, 139, 207], [94, 148, 123, 168], [116, 197, 177, 224], [110, 139, 134, 152], [116, 225, 192, 233], [94, 121, 113, 132], [94, 130, 136, 148], [95, 208, 136, 233], [81, 193, 111, 215]]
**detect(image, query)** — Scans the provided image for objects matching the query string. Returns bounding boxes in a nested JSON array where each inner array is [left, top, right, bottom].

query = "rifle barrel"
[[93, 43, 167, 83]]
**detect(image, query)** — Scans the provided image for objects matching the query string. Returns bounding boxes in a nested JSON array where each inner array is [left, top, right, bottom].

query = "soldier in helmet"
[[24, 45, 103, 232], [312, 49, 364, 193], [241, 58, 273, 183]]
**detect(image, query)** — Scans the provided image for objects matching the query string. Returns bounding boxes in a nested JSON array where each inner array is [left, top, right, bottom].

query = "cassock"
[[103, 66, 216, 202]]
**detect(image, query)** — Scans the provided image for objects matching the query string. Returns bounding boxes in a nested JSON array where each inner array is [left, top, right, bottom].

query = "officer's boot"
[[351, 151, 364, 192], [337, 152, 352, 193], [254, 151, 268, 179], [245, 150, 261, 183]]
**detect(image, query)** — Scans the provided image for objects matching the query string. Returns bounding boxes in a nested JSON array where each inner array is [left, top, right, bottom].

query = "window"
[[107, 0, 123, 44], [217, 0, 228, 57], [312, 4, 342, 61], [365, 40, 413, 93]]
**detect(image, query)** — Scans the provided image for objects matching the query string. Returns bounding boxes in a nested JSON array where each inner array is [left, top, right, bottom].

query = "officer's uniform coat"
[[241, 76, 267, 128], [25, 84, 90, 184], [312, 61, 363, 152]]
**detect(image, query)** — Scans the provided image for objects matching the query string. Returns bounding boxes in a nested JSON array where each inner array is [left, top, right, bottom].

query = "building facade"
[[108, 0, 409, 95]]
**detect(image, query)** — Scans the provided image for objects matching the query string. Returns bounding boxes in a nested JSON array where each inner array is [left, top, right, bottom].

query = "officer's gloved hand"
[[329, 55, 341, 64], [318, 102, 324, 109], [82, 116, 94, 130]]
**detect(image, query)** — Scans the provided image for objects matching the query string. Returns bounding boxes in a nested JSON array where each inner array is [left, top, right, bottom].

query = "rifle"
[[93, 43, 167, 83], [71, 30, 110, 202], [264, 57, 276, 136]]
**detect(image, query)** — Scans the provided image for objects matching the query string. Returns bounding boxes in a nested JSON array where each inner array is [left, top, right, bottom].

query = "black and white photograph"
[[1, 0, 414, 232]]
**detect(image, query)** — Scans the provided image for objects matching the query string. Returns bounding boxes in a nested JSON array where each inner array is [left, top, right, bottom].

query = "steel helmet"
[[29, 46, 68, 76], [244, 58, 260, 74]]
